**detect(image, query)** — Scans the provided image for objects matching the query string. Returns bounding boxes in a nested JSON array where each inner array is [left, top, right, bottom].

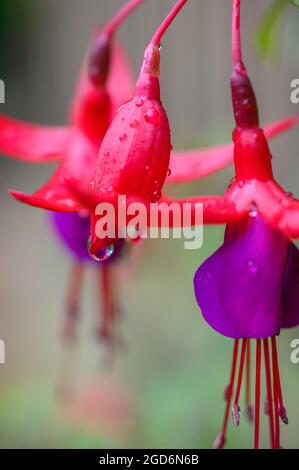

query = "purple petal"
[[194, 216, 288, 339], [282, 243, 299, 329]]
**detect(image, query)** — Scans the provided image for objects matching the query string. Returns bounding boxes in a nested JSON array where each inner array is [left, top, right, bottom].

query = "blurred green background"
[[0, 0, 299, 449]]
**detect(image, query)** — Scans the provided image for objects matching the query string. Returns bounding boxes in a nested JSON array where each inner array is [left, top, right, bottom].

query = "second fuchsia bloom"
[[0, 0, 144, 348], [193, 0, 299, 449]]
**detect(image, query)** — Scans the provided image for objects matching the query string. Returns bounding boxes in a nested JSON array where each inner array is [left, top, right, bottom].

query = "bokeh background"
[[0, 0, 299, 449]]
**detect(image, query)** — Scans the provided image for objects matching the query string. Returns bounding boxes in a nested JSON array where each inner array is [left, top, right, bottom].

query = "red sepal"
[[0, 114, 71, 163]]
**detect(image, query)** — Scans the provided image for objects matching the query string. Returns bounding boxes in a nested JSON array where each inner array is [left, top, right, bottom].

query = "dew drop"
[[88, 240, 115, 262], [119, 133, 127, 143], [152, 189, 161, 201], [249, 203, 258, 218], [145, 165, 150, 172], [117, 104, 126, 113], [249, 210, 257, 218], [238, 180, 245, 188], [135, 98, 144, 107], [228, 177, 235, 189], [144, 108, 161, 126], [242, 98, 252, 110], [130, 119, 139, 129], [247, 260, 258, 274]]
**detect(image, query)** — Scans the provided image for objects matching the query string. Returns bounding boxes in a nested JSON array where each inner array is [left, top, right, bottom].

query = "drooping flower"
[[71, 0, 190, 259], [192, 0, 299, 449], [0, 0, 145, 348]]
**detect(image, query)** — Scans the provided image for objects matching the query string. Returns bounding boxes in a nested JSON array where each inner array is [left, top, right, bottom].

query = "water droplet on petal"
[[117, 104, 126, 113], [144, 108, 161, 126], [238, 180, 245, 188], [247, 260, 258, 274], [119, 133, 127, 143], [152, 190, 161, 201], [249, 204, 258, 218], [145, 165, 150, 172], [135, 98, 144, 107], [228, 177, 235, 189], [242, 98, 253, 110], [88, 240, 115, 262], [130, 119, 139, 129]]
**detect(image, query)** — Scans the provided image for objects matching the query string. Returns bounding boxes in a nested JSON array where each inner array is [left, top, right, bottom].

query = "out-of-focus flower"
[[0, 0, 146, 348], [70, 0, 189, 258]]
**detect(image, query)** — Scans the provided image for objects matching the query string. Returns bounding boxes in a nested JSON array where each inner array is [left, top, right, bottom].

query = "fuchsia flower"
[[193, 0, 299, 449], [72, 0, 189, 257], [0, 0, 145, 347]]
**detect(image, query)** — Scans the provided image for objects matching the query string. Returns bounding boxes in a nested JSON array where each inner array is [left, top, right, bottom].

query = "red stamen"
[[151, 0, 188, 47], [263, 338, 275, 449], [63, 263, 84, 343], [271, 337, 280, 449], [232, 338, 248, 426], [245, 340, 254, 423], [271, 336, 288, 425], [104, 0, 146, 38], [99, 265, 115, 344], [254, 339, 261, 449], [214, 339, 239, 449]]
